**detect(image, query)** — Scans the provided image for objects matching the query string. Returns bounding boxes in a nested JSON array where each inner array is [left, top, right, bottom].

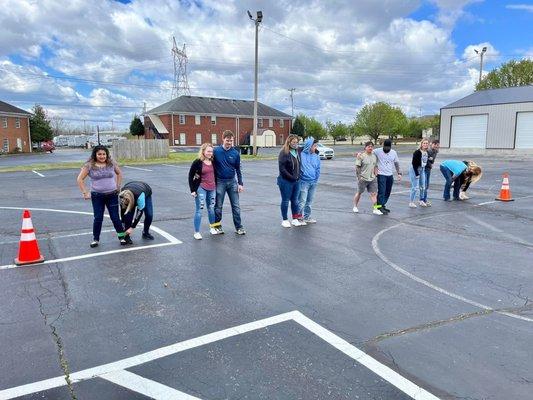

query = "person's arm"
[[356, 165, 362, 180], [393, 151, 402, 181], [76, 167, 91, 200], [412, 151, 421, 176], [235, 151, 243, 188], [315, 157, 321, 182], [188, 160, 199, 195], [114, 163, 122, 191], [279, 152, 292, 181], [131, 209, 144, 229]]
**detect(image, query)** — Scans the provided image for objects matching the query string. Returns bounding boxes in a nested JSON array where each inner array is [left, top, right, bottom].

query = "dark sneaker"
[[142, 232, 154, 240], [236, 227, 246, 235], [119, 238, 127, 246], [125, 235, 134, 245], [90, 240, 99, 248], [382, 206, 391, 213], [217, 227, 225, 234]]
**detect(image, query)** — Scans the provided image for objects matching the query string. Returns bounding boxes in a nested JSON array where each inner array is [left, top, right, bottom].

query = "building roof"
[[0, 100, 31, 115], [147, 95, 291, 118], [442, 85, 533, 109]]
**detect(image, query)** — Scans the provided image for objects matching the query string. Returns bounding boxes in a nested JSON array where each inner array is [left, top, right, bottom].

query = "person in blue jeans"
[[119, 181, 154, 244], [278, 134, 303, 228], [374, 139, 402, 214], [408, 139, 429, 208], [76, 145, 126, 247], [439, 159, 468, 201], [213, 130, 245, 235], [298, 137, 321, 223], [421, 139, 440, 206]]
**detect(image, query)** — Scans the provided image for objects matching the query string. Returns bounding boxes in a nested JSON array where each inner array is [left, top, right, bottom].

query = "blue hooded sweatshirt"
[[300, 137, 321, 183]]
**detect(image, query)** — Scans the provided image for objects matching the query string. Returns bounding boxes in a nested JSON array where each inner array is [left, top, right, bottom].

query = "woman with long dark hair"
[[77, 145, 126, 247]]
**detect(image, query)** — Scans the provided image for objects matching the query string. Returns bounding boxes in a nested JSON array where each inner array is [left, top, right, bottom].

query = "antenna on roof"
[[171, 36, 191, 99]]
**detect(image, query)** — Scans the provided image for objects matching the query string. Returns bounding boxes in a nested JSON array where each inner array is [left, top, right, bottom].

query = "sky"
[[0, 0, 532, 132]]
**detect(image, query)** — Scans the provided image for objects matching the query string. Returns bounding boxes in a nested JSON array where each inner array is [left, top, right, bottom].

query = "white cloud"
[[506, 4, 533, 12]]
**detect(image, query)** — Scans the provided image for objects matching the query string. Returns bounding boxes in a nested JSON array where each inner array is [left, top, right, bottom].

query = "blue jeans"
[[91, 191, 124, 241], [194, 187, 216, 232], [277, 176, 301, 220], [408, 166, 426, 202], [122, 196, 153, 233], [440, 165, 461, 200], [215, 179, 242, 229], [298, 180, 317, 220], [421, 168, 432, 202], [377, 175, 394, 207]]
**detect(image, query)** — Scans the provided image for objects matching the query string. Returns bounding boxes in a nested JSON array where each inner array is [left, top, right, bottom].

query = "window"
[[179, 133, 186, 145], [211, 133, 218, 144], [269, 118, 273, 128], [174, 139, 180, 145], [196, 133, 202, 145], [1, 117, 7, 128], [17, 138, 22, 149], [179, 115, 185, 124], [280, 119, 284, 128], [211, 115, 216, 125], [195, 115, 201, 125], [15, 118, 21, 128], [258, 118, 263, 128], [3, 138, 8, 152]]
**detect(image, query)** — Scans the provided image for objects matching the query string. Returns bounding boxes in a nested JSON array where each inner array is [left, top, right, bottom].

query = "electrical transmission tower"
[[171, 36, 191, 99]]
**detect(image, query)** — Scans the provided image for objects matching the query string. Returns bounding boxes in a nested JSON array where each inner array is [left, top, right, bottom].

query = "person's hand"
[[82, 192, 90, 200], [238, 185, 244, 193], [191, 192, 197, 197], [126, 227, 133, 235], [397, 173, 402, 182]]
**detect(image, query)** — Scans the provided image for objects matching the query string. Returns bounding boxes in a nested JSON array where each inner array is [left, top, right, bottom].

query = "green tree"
[[29, 104, 53, 144], [130, 115, 145, 138], [476, 59, 533, 91], [348, 122, 363, 145], [297, 114, 326, 140], [291, 117, 305, 137], [353, 102, 407, 143], [326, 120, 350, 145]]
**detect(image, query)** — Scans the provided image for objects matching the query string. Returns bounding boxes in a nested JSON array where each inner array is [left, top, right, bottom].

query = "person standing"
[[213, 130, 246, 235], [76, 145, 126, 247], [420, 139, 440, 206], [189, 143, 218, 240], [278, 134, 304, 227], [353, 141, 382, 215], [439, 159, 467, 201], [408, 139, 429, 208], [119, 181, 154, 244], [298, 137, 321, 224], [374, 139, 402, 214]]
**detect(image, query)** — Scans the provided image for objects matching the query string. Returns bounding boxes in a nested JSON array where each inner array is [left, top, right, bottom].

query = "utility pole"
[[288, 88, 296, 118], [474, 46, 487, 85], [97, 125, 100, 145], [248, 10, 263, 156]]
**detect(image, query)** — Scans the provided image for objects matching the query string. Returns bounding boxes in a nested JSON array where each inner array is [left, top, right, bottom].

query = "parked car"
[[317, 143, 334, 160], [41, 141, 55, 153]]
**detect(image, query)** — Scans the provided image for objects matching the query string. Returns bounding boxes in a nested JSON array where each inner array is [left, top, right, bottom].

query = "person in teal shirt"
[[439, 160, 467, 201]]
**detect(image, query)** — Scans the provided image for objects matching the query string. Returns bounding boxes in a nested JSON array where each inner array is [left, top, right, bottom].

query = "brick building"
[[0, 100, 32, 153], [144, 96, 292, 146]]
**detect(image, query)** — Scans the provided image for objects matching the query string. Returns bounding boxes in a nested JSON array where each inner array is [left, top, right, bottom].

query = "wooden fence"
[[112, 139, 169, 160]]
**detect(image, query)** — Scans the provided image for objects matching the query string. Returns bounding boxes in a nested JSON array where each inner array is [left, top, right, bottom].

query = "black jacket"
[[188, 159, 217, 193], [278, 150, 301, 182], [122, 181, 152, 198], [411, 150, 424, 176]]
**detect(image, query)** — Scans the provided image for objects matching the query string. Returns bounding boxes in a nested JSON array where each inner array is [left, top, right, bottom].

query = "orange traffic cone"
[[14, 210, 45, 266], [495, 173, 514, 202]]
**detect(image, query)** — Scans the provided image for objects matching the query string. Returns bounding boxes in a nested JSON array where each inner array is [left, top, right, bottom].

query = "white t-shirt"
[[374, 148, 400, 176]]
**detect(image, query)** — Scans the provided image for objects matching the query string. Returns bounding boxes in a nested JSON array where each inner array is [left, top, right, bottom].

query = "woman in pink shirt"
[[188, 143, 218, 240]]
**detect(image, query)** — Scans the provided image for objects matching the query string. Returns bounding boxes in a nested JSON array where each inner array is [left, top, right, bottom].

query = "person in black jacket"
[[119, 181, 154, 244], [277, 134, 304, 228], [189, 143, 218, 240], [408, 139, 429, 208]]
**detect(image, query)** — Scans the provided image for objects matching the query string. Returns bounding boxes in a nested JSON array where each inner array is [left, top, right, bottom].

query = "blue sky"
[[0, 0, 531, 132]]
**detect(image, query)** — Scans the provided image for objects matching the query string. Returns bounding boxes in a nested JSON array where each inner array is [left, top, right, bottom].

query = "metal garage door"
[[515, 112, 533, 148], [450, 114, 487, 148]]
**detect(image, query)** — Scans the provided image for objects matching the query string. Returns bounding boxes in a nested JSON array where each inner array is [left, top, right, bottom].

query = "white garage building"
[[440, 86, 533, 151]]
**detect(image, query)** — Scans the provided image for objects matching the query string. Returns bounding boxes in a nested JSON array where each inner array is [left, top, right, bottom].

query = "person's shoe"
[[119, 237, 127, 245], [373, 208, 383, 215], [409, 202, 417, 208], [459, 191, 470, 200], [352, 206, 359, 213], [125, 235, 134, 245], [291, 219, 303, 226], [298, 219, 307, 226], [210, 227, 220, 235], [217, 226, 225, 234], [419, 201, 427, 207], [142, 232, 154, 240], [444, 198, 452, 202], [425, 201, 432, 207], [304, 218, 317, 224], [193, 232, 202, 240], [381, 206, 391, 213], [90, 240, 99, 248], [281, 220, 291, 228], [236, 227, 246, 235]]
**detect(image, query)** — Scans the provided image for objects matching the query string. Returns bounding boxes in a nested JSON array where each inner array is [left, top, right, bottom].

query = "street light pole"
[[248, 10, 262, 156], [288, 88, 295, 118], [474, 46, 487, 85]]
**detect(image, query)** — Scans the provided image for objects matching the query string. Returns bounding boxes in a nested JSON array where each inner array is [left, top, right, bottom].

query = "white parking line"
[[0, 229, 114, 245], [32, 170, 45, 177], [123, 166, 153, 172], [162, 164, 181, 168], [0, 311, 440, 400]]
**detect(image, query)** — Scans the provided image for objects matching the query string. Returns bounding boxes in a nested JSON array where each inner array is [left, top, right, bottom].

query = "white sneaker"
[[409, 202, 417, 208], [419, 201, 427, 207], [373, 208, 383, 215], [193, 232, 202, 240], [352, 206, 359, 213], [426, 200, 432, 207], [459, 191, 469, 200], [209, 228, 219, 235], [304, 218, 317, 224], [298, 219, 307, 226], [291, 219, 303, 226], [281, 220, 291, 228]]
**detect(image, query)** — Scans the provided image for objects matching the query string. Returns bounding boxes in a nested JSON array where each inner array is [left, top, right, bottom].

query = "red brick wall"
[[0, 115, 31, 152], [145, 114, 291, 146]]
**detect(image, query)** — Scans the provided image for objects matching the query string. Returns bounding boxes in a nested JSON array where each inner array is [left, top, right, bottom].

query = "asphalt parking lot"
[[0, 152, 532, 399]]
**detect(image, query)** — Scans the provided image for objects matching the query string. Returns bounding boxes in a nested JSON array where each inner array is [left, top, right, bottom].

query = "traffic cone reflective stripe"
[[14, 209, 45, 266], [495, 173, 514, 202]]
